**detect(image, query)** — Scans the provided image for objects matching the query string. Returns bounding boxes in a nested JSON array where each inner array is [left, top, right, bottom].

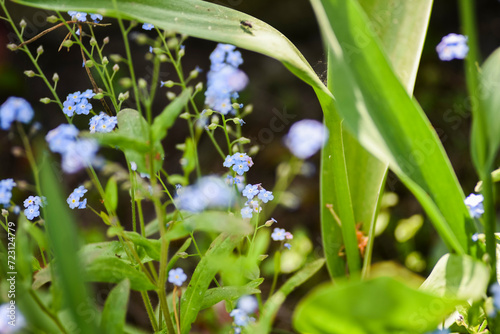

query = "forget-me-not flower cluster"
[[46, 124, 99, 173], [436, 33, 469, 61], [205, 44, 248, 115], [464, 193, 484, 218], [89, 112, 117, 133], [230, 295, 258, 333], [67, 186, 88, 209], [23, 195, 44, 221], [175, 176, 234, 212], [239, 183, 274, 219], [168, 268, 187, 286], [0, 97, 34, 130], [271, 227, 293, 249], [63, 90, 95, 117], [142, 23, 154, 30], [0, 179, 16, 207], [223, 152, 254, 176], [284, 119, 328, 159]]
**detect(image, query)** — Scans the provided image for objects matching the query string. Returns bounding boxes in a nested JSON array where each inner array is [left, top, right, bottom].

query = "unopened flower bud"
[[24, 70, 35, 77], [90, 37, 97, 46], [207, 123, 217, 130], [248, 145, 260, 156], [237, 137, 251, 144], [163, 80, 174, 88], [93, 93, 104, 99], [119, 78, 132, 88], [112, 64, 119, 72], [118, 91, 129, 102], [40, 97, 51, 104], [178, 252, 188, 258], [189, 69, 198, 79], [1, 209, 8, 217], [85, 59, 94, 67], [179, 112, 190, 120], [138, 78, 147, 88], [166, 91, 176, 100], [36, 45, 44, 54], [11, 146, 24, 157], [134, 33, 148, 45], [102, 56, 109, 65], [178, 48, 185, 57], [175, 143, 186, 151], [52, 72, 59, 82], [103, 37, 109, 44], [7, 44, 17, 51], [19, 19, 27, 28], [211, 115, 219, 124], [159, 54, 168, 62], [232, 103, 240, 109], [46, 15, 58, 23], [110, 54, 122, 62], [195, 82, 203, 92], [62, 40, 73, 48]]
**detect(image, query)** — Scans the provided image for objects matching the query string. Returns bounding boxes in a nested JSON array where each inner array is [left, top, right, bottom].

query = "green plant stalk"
[[112, 1, 142, 114], [17, 123, 47, 266], [458, 1, 496, 276], [29, 289, 68, 334], [268, 250, 281, 298], [361, 170, 388, 279], [141, 290, 159, 332]]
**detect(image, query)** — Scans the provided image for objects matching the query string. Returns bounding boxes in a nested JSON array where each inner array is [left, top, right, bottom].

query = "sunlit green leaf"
[[293, 276, 459, 334], [100, 279, 131, 334], [151, 88, 192, 142]]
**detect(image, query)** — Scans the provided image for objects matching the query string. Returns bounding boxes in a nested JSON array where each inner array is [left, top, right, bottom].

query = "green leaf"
[[122, 231, 161, 261], [181, 138, 196, 178], [420, 253, 489, 302], [116, 108, 164, 175], [200, 278, 263, 310], [312, 0, 471, 256], [320, 0, 433, 279], [248, 259, 325, 333], [181, 234, 243, 334], [105, 176, 118, 212], [89, 132, 151, 153], [182, 211, 253, 235], [151, 87, 192, 142], [40, 151, 100, 333], [85, 257, 156, 291], [100, 279, 131, 334], [12, 0, 329, 99], [478, 47, 500, 168], [293, 276, 459, 334]]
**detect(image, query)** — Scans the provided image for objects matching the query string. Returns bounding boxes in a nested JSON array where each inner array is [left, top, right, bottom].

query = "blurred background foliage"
[[1, 0, 500, 331]]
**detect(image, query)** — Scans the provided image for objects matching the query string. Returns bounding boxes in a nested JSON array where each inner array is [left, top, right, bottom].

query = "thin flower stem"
[[173, 286, 181, 334], [221, 114, 232, 154], [268, 250, 281, 298], [29, 290, 68, 334], [112, 1, 142, 114]]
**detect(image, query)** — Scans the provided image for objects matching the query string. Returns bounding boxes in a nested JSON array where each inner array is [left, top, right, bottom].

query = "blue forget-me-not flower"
[[0, 97, 34, 130], [168, 268, 187, 286], [284, 119, 328, 159], [67, 186, 88, 209], [436, 33, 468, 61], [464, 193, 484, 218]]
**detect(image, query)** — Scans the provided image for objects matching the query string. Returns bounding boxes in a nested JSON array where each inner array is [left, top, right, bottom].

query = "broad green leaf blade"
[[181, 234, 243, 334], [151, 87, 192, 142], [420, 253, 489, 302], [312, 0, 472, 254], [248, 259, 325, 334], [40, 152, 100, 334], [478, 47, 500, 168], [85, 257, 157, 291], [183, 211, 253, 235], [200, 278, 263, 310], [89, 132, 151, 153], [100, 279, 131, 334], [321, 0, 433, 279], [116, 108, 164, 175], [12, 0, 329, 98], [104, 176, 118, 212], [293, 276, 459, 334]]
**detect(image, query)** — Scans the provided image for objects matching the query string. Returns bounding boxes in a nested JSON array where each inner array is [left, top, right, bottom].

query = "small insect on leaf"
[[240, 20, 252, 28]]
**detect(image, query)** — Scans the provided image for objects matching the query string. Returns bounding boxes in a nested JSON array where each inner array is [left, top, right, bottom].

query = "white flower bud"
[[90, 37, 97, 46], [52, 73, 59, 82], [102, 56, 109, 65], [138, 78, 147, 88], [166, 92, 176, 100], [103, 37, 109, 44], [46, 15, 58, 23], [19, 19, 27, 28], [39, 97, 51, 104], [24, 70, 35, 77], [112, 64, 119, 72], [36, 45, 44, 54], [195, 82, 203, 92]]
